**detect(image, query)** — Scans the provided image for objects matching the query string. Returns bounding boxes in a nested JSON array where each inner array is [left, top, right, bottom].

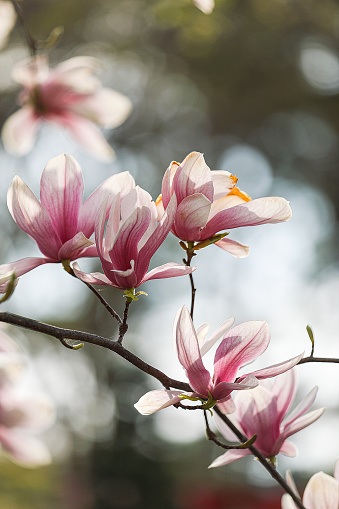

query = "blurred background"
[[0, 0, 339, 507]]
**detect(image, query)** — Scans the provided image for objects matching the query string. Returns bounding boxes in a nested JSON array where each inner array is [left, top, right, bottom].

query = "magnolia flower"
[[0, 330, 55, 467], [193, 0, 214, 14], [209, 369, 324, 468], [134, 306, 303, 415], [282, 459, 339, 509], [0, 386, 55, 467], [73, 186, 195, 290], [156, 152, 292, 258], [0, 153, 135, 286], [0, 1, 16, 50], [1, 55, 132, 159]]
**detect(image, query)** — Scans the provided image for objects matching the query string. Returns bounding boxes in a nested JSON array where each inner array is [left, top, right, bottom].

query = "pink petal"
[[200, 318, 235, 357], [174, 306, 212, 396], [57, 232, 94, 261], [172, 194, 211, 240], [214, 237, 249, 258], [205, 196, 292, 235], [72, 88, 132, 128], [50, 111, 115, 161], [72, 262, 113, 286], [282, 407, 325, 441], [1, 391, 55, 431], [196, 323, 210, 350], [134, 390, 183, 415], [281, 495, 298, 509], [280, 440, 298, 457], [109, 206, 151, 275], [0, 427, 51, 467], [137, 193, 178, 278], [0, 257, 52, 279], [50, 56, 101, 91], [240, 353, 304, 383], [172, 152, 214, 205], [214, 321, 270, 386], [1, 106, 40, 156], [208, 448, 251, 468], [8, 176, 61, 259], [271, 370, 297, 426], [283, 386, 318, 428], [211, 170, 237, 200], [213, 375, 258, 401], [79, 171, 135, 238], [141, 262, 196, 285], [216, 397, 236, 414], [303, 472, 339, 509], [40, 154, 84, 243]]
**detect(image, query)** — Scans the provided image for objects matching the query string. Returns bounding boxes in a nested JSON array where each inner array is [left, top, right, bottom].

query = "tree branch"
[[0, 311, 190, 392]]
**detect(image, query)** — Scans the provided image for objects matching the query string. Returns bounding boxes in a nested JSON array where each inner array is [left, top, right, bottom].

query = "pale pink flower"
[[0, 386, 54, 467], [193, 0, 214, 14], [0, 330, 55, 467], [73, 186, 195, 290], [282, 459, 339, 509], [1, 55, 132, 159], [0, 1, 16, 50], [209, 369, 324, 467], [156, 152, 292, 258], [0, 153, 135, 286], [134, 306, 303, 415]]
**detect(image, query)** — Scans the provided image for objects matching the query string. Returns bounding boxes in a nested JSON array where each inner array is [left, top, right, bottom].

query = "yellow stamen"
[[155, 194, 162, 206], [228, 186, 251, 202]]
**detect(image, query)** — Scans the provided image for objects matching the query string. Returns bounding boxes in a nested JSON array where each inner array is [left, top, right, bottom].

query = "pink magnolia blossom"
[[1, 54, 132, 160], [0, 153, 135, 286], [73, 186, 195, 290], [209, 369, 324, 468], [192, 0, 214, 14], [134, 306, 303, 415], [156, 152, 292, 258], [282, 459, 339, 509], [0, 330, 55, 467]]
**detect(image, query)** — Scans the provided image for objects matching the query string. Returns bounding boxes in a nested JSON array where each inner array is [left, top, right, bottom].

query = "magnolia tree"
[[0, 2, 337, 508]]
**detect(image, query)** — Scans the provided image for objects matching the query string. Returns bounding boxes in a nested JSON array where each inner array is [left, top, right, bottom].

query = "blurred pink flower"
[[1, 55, 132, 159], [0, 1, 16, 50], [193, 0, 214, 14], [156, 152, 292, 258], [0, 329, 55, 467], [0, 153, 135, 286], [73, 186, 195, 290], [282, 459, 339, 509], [134, 306, 302, 415], [209, 369, 324, 467]]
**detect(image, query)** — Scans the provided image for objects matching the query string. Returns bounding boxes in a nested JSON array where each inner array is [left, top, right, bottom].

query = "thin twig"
[[10, 0, 36, 56], [118, 300, 131, 343], [214, 407, 306, 509], [182, 243, 196, 320], [64, 264, 122, 324]]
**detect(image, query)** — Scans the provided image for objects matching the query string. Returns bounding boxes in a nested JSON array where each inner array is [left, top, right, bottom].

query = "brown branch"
[[0, 311, 190, 392], [298, 356, 339, 365], [118, 300, 131, 343], [214, 407, 306, 509]]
